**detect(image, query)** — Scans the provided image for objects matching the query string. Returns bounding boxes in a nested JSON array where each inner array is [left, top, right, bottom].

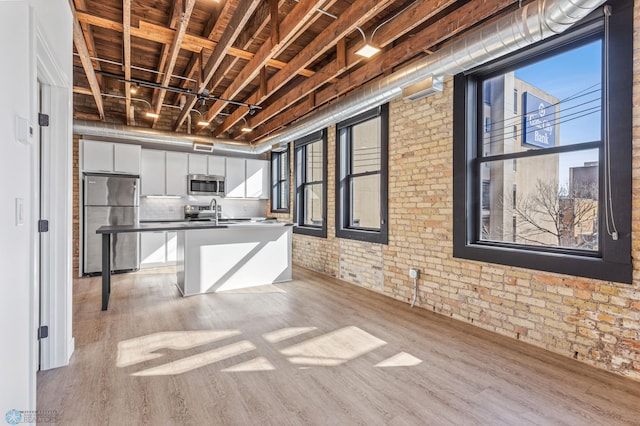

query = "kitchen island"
[[96, 220, 292, 310]]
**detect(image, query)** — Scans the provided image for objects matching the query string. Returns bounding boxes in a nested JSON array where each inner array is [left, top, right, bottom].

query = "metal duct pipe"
[[254, 0, 605, 153], [73, 120, 258, 154]]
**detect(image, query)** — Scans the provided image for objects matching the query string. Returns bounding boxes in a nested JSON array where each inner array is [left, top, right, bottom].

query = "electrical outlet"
[[409, 268, 419, 279]]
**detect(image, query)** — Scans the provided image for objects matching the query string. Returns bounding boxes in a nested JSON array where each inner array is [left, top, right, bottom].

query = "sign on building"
[[522, 92, 556, 148]]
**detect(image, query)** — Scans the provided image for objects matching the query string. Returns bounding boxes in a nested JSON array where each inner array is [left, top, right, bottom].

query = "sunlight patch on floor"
[[133, 340, 256, 376], [222, 357, 275, 372], [280, 326, 386, 367], [375, 352, 422, 368], [262, 327, 318, 343], [117, 330, 241, 368]]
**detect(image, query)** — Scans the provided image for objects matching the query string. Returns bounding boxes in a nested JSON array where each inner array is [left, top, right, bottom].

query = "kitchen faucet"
[[209, 197, 219, 226]]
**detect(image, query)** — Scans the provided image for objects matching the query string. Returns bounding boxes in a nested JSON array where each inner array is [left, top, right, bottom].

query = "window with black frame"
[[453, 0, 632, 283], [294, 130, 327, 237], [270, 146, 290, 213], [336, 104, 388, 244]]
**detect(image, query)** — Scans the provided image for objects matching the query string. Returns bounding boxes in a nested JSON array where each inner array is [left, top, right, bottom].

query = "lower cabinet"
[[140, 231, 177, 268]]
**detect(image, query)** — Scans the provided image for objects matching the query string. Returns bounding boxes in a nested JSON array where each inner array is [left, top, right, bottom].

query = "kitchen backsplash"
[[140, 196, 266, 220]]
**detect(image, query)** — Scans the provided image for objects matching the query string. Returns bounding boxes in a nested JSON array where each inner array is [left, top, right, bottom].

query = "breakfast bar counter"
[[96, 221, 293, 310]]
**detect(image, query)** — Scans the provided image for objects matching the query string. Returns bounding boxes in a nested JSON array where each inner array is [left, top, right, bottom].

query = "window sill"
[[293, 225, 327, 238], [454, 242, 631, 284]]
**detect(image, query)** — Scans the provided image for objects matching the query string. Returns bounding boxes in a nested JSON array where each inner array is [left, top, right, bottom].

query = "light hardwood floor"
[[38, 266, 640, 425]]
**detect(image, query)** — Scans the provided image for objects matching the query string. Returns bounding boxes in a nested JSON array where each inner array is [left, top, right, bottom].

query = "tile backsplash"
[[140, 196, 267, 220]]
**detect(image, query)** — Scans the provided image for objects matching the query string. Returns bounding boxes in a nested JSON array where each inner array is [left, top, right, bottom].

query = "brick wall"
[[273, 5, 640, 381]]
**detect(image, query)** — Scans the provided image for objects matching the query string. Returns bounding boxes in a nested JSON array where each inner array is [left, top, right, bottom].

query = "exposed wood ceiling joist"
[[250, 0, 518, 140], [70, 0, 104, 120], [150, 0, 196, 128], [197, 0, 328, 130], [71, 0, 522, 143], [173, 0, 262, 130], [233, 0, 457, 138]]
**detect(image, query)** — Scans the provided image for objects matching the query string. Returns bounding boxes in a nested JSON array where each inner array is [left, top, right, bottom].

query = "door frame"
[[32, 17, 74, 379]]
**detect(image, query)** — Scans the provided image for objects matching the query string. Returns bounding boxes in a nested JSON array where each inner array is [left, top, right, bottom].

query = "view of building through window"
[[301, 139, 324, 226], [479, 40, 601, 250], [350, 117, 382, 229]]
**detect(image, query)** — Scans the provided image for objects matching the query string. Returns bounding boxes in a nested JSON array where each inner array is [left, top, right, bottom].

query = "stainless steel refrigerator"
[[83, 173, 140, 275]]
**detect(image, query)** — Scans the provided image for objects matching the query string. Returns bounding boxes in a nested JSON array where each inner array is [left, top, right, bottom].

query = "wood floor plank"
[[38, 266, 640, 425]]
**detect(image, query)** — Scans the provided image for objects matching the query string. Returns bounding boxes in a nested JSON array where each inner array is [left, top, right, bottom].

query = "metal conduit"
[[253, 0, 605, 153], [73, 120, 257, 153]]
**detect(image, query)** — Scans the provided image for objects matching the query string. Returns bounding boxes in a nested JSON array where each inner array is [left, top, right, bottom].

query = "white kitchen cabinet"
[[113, 143, 141, 174], [245, 159, 269, 199], [208, 155, 226, 176], [141, 149, 166, 195], [188, 154, 208, 175], [140, 232, 167, 268], [165, 152, 188, 196], [83, 140, 142, 174], [82, 140, 114, 172], [225, 157, 246, 198], [140, 231, 178, 268]]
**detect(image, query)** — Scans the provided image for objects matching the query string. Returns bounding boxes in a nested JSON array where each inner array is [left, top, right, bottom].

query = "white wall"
[[0, 0, 72, 413]]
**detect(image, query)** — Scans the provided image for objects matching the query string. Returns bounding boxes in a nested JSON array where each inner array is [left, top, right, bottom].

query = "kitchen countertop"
[[97, 220, 293, 234]]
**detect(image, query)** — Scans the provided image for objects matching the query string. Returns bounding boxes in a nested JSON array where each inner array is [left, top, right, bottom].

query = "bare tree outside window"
[[503, 179, 598, 249]]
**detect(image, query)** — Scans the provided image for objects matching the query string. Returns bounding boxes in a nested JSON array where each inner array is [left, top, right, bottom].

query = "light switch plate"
[[16, 116, 33, 144]]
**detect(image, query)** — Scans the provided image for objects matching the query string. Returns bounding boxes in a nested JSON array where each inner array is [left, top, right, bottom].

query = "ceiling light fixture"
[[198, 121, 209, 126], [355, 26, 380, 58], [145, 112, 159, 119], [241, 116, 252, 133]]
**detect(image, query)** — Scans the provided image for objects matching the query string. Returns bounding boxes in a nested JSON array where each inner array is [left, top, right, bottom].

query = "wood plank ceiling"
[[71, 0, 519, 143]]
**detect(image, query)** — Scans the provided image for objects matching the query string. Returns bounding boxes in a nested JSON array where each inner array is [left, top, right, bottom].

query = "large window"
[[294, 130, 327, 237], [336, 105, 388, 244], [270, 145, 290, 213], [453, 1, 632, 283]]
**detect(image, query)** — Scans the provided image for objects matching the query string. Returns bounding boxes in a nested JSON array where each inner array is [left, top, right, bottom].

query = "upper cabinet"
[[225, 158, 246, 198], [189, 153, 226, 177], [140, 149, 166, 196], [208, 156, 226, 176], [165, 152, 189, 196], [226, 158, 269, 199], [113, 144, 141, 174], [141, 149, 188, 196], [246, 159, 270, 199], [188, 154, 208, 175], [82, 140, 141, 175]]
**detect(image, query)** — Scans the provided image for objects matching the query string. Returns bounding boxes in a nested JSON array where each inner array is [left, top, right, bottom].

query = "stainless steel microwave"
[[187, 174, 225, 196]]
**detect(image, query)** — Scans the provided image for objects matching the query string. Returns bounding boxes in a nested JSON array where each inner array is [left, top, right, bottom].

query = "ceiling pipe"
[[73, 120, 258, 154], [253, 0, 606, 153]]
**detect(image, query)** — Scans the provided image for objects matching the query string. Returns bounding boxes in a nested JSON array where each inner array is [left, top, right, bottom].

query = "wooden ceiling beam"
[[241, 0, 456, 136], [70, 0, 104, 120], [75, 10, 315, 77], [150, 0, 197, 128], [173, 0, 262, 131], [201, 0, 326, 127], [152, 0, 184, 120], [123, 0, 133, 125], [74, 0, 102, 86], [251, 0, 518, 141], [73, 86, 94, 96], [213, 0, 396, 136], [172, 0, 236, 106], [205, 0, 322, 103]]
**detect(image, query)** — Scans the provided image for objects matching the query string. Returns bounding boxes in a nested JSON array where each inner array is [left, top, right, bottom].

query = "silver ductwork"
[[73, 120, 258, 154], [254, 0, 605, 153]]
